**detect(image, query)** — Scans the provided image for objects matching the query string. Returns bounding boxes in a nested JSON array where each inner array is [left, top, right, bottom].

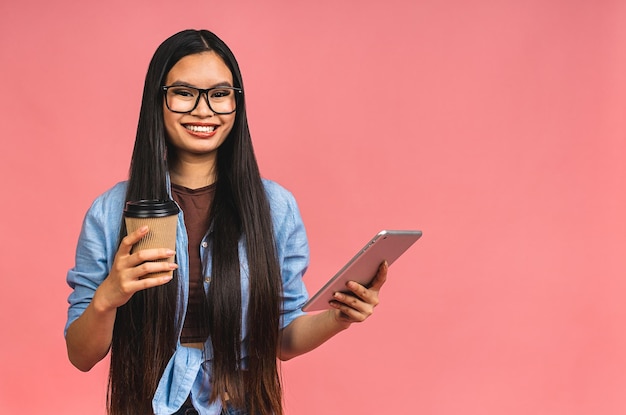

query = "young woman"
[[64, 29, 387, 415]]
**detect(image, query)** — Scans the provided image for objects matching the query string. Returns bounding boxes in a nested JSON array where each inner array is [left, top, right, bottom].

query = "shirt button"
[[201, 241, 208, 248], [204, 276, 211, 283]]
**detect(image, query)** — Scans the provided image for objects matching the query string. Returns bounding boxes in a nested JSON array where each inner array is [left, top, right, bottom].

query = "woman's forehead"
[[166, 51, 233, 86]]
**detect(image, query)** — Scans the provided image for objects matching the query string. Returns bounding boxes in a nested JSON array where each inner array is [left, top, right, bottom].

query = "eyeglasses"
[[162, 85, 243, 114]]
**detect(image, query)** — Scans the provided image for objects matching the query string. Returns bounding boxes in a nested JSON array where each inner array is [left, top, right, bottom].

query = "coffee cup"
[[124, 199, 179, 278]]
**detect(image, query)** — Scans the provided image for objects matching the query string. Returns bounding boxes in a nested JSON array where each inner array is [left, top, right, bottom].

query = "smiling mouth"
[[185, 125, 216, 133]]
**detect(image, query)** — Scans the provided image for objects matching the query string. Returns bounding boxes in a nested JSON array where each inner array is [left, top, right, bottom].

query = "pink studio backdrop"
[[1, 1, 625, 414]]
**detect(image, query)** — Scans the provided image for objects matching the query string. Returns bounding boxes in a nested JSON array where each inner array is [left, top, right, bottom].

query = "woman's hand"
[[328, 260, 388, 325], [66, 226, 177, 371], [93, 226, 178, 312], [278, 261, 389, 360]]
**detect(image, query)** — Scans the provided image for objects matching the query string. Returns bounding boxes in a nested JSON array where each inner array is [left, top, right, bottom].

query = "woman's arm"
[[65, 294, 118, 371], [65, 227, 177, 371], [278, 261, 388, 361]]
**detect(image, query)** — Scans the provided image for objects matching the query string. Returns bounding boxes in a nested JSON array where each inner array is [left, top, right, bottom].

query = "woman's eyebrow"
[[168, 80, 234, 88]]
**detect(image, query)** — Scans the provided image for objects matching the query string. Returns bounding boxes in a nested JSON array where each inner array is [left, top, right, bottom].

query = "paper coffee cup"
[[124, 199, 179, 278]]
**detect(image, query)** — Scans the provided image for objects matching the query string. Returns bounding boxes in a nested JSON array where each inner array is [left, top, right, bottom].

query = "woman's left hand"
[[279, 261, 389, 360], [329, 261, 388, 325]]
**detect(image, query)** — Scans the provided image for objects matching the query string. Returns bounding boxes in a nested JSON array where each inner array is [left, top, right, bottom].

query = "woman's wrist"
[[91, 284, 119, 316], [328, 309, 353, 331]]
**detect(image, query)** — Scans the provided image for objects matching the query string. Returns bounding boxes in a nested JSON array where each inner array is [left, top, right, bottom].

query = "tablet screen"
[[302, 230, 422, 312]]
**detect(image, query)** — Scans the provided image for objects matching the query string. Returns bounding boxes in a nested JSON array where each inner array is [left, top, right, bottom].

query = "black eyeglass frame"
[[162, 85, 243, 114]]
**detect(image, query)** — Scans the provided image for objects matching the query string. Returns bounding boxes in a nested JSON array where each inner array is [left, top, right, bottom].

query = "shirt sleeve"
[[65, 195, 120, 335], [272, 187, 310, 330]]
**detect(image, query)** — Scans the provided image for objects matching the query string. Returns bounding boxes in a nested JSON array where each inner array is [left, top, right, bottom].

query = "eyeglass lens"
[[165, 86, 238, 114]]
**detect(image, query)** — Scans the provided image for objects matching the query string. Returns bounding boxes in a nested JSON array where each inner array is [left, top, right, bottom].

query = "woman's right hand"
[[66, 225, 177, 371], [94, 226, 178, 312]]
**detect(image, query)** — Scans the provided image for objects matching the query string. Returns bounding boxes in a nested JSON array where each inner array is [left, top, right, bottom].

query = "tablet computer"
[[302, 230, 422, 312]]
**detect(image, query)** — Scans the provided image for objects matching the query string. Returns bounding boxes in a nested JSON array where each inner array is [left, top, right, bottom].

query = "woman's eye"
[[210, 89, 231, 99], [172, 88, 195, 98]]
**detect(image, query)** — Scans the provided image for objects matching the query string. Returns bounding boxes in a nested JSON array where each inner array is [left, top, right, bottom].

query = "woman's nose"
[[192, 92, 215, 116]]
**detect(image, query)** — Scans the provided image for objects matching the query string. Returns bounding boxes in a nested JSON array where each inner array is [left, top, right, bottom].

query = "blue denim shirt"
[[65, 179, 310, 415]]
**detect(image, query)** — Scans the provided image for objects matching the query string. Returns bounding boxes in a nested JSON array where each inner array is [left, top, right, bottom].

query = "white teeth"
[[185, 125, 216, 133]]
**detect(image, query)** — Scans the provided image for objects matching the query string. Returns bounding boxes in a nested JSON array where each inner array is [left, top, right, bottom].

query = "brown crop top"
[[171, 182, 216, 344]]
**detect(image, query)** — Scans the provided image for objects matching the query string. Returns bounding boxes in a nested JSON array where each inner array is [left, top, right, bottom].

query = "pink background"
[[1, 1, 625, 414]]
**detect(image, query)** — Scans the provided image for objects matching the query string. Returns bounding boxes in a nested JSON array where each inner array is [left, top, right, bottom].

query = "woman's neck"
[[169, 156, 216, 189]]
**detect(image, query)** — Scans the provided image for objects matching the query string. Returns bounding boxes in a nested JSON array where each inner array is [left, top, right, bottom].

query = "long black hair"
[[108, 29, 284, 415]]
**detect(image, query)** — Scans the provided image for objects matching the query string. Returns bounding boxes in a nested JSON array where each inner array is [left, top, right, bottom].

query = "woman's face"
[[162, 51, 236, 162]]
